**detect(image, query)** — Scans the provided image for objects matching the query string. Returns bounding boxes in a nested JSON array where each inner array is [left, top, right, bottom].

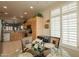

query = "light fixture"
[[12, 16, 17, 19], [21, 25, 24, 29], [3, 6, 7, 9], [0, 6, 7, 19], [24, 12, 27, 15], [20, 16, 23, 18], [30, 6, 33, 9], [4, 12, 8, 15]]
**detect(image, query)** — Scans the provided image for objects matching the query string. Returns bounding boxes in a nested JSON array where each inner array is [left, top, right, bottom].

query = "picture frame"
[[44, 24, 49, 29]]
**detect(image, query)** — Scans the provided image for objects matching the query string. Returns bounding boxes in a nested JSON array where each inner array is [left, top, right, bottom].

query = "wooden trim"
[[51, 36, 60, 48], [51, 36, 60, 39]]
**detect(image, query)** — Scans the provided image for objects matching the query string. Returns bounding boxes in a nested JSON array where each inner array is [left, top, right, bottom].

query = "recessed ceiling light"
[[4, 12, 8, 15], [24, 12, 27, 15], [3, 6, 7, 9], [20, 16, 23, 18], [13, 16, 17, 19], [30, 6, 33, 9]]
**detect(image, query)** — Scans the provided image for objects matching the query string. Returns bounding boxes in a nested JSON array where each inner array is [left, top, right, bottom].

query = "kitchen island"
[[3, 31, 24, 41]]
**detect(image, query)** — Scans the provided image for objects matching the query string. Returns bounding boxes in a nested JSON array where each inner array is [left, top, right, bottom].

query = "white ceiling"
[[0, 1, 55, 21]]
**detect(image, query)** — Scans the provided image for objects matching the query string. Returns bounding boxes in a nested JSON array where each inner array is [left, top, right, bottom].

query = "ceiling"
[[0, 1, 55, 21]]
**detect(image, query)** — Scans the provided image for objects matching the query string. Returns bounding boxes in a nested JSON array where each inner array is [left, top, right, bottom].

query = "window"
[[62, 2, 77, 47], [50, 8, 60, 37], [50, 2, 77, 47]]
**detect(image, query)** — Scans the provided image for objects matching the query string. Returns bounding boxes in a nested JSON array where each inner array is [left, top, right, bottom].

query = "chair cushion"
[[44, 43, 55, 48]]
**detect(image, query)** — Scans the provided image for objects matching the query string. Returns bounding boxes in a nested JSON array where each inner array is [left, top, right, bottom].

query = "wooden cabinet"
[[10, 32, 24, 41]]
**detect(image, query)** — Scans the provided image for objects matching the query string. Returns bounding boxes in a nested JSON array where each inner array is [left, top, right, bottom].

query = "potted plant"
[[33, 12, 43, 17]]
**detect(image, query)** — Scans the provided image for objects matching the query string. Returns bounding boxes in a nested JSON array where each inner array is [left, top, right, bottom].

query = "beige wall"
[[42, 10, 50, 36]]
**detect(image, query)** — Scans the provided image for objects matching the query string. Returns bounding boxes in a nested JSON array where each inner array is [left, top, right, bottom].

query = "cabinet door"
[[11, 32, 24, 41]]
